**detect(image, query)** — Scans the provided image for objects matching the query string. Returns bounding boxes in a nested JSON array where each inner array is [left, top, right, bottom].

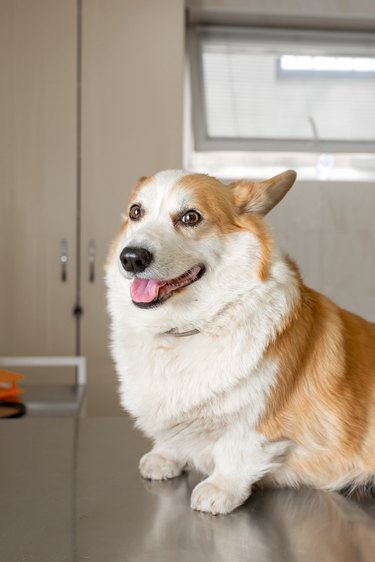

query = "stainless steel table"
[[1, 418, 375, 562]]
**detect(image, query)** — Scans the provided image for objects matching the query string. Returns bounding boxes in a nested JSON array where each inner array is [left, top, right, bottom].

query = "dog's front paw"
[[191, 480, 248, 515], [139, 451, 184, 481]]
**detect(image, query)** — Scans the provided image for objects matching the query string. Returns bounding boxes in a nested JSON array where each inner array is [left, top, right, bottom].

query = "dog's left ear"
[[230, 170, 297, 216]]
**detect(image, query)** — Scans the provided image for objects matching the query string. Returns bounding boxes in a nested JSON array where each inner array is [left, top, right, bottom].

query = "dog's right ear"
[[230, 170, 297, 216]]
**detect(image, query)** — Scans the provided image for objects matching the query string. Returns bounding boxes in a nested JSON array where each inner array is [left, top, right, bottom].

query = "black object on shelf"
[[0, 401, 27, 419]]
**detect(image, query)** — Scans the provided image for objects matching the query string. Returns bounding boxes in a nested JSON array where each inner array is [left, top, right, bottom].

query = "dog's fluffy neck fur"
[[158, 246, 299, 343]]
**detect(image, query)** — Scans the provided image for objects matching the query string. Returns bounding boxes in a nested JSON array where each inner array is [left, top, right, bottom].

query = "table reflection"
[[142, 474, 375, 562]]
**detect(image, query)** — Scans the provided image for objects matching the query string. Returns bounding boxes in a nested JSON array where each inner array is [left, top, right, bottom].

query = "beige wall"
[[267, 180, 375, 322]]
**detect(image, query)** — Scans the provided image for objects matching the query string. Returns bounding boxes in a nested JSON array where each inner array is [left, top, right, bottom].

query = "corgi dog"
[[106, 170, 375, 515]]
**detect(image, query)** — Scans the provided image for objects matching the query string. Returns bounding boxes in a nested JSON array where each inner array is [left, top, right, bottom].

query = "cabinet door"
[[0, 0, 77, 356], [81, 0, 185, 415]]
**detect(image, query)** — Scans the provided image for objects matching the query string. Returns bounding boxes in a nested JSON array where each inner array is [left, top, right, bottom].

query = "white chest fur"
[[112, 313, 278, 437]]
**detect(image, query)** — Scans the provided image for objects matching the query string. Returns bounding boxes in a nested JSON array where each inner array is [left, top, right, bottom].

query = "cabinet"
[[0, 0, 77, 357], [0, 0, 185, 415]]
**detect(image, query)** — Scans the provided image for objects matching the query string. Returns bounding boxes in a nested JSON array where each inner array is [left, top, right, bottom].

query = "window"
[[187, 26, 375, 180]]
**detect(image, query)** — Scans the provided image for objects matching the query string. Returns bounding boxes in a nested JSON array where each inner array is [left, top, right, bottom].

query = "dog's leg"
[[139, 449, 186, 481], [191, 429, 291, 515]]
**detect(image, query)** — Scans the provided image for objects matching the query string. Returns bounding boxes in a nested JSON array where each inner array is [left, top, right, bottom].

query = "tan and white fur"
[[106, 170, 375, 515]]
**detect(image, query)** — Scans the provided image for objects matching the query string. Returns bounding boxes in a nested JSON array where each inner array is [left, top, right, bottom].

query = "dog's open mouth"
[[130, 264, 206, 308]]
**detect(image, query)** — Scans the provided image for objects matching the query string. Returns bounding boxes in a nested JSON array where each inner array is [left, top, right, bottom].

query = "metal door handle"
[[88, 239, 96, 283], [60, 239, 68, 282]]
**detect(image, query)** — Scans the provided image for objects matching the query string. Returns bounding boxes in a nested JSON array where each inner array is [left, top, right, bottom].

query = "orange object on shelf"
[[0, 370, 24, 401]]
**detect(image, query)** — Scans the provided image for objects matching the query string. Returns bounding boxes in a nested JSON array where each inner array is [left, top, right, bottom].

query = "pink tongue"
[[130, 278, 165, 303]]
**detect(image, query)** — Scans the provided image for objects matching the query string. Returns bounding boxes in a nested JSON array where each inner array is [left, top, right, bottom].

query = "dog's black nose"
[[120, 246, 153, 274]]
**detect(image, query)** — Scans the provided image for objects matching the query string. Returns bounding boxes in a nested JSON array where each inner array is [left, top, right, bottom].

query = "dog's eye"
[[181, 210, 202, 226], [129, 204, 143, 221]]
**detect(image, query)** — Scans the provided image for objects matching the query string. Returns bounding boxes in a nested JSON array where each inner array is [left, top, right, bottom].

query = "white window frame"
[[189, 25, 375, 154]]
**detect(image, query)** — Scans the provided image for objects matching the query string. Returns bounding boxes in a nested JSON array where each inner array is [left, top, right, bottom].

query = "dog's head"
[[106, 169, 296, 322]]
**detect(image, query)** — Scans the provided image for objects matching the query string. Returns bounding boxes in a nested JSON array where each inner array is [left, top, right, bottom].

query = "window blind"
[[190, 27, 375, 153]]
